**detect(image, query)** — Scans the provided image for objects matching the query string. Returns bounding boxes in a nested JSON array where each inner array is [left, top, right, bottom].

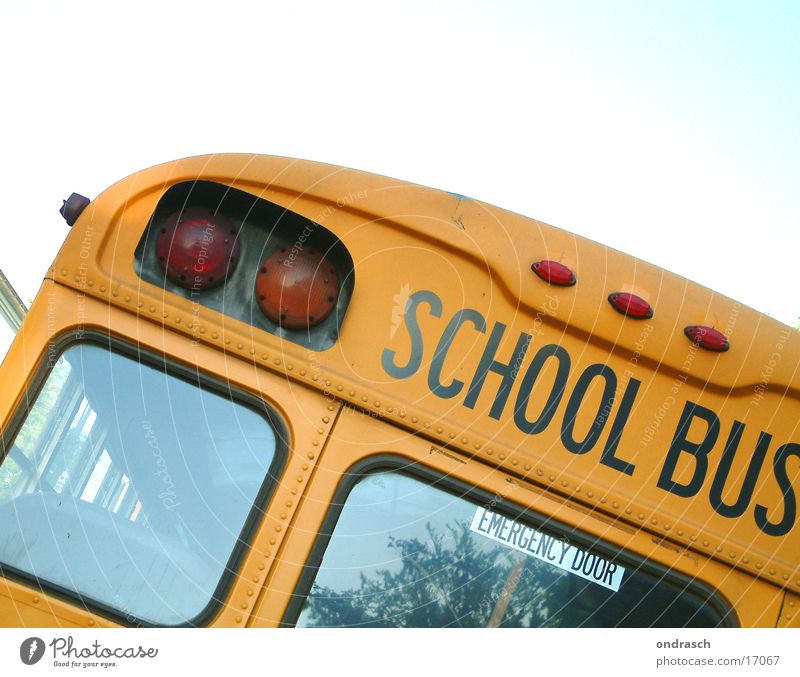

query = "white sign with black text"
[[470, 507, 626, 592]]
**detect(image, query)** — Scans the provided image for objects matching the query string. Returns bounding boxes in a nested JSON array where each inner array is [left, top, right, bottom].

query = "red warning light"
[[531, 260, 576, 286], [608, 292, 653, 319], [684, 325, 730, 352], [256, 248, 339, 330], [155, 208, 239, 290]]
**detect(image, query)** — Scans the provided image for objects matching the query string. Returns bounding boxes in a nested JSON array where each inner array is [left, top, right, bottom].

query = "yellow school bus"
[[0, 154, 797, 628]]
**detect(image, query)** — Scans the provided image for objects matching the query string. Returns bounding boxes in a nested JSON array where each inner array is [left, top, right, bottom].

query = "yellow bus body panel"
[[0, 153, 797, 626]]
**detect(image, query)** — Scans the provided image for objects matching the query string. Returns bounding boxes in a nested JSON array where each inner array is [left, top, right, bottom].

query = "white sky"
[[1, 0, 798, 336]]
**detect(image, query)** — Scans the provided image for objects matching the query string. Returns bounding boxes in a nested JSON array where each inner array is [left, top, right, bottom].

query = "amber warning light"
[[256, 248, 340, 330]]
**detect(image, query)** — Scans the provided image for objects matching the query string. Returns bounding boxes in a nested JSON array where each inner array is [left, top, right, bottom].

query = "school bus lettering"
[[384, 288, 798, 537], [755, 443, 800, 538]]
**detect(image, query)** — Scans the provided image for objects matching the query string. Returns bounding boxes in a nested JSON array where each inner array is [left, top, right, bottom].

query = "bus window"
[[0, 341, 283, 626], [293, 472, 732, 628]]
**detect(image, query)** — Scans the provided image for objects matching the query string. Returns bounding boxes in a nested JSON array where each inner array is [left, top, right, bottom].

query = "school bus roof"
[[48, 153, 800, 591]]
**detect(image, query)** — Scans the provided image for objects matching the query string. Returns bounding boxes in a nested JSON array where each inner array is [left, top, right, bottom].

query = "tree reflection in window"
[[297, 473, 729, 628]]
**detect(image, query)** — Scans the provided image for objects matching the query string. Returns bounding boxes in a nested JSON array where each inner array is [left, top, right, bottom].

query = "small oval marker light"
[[531, 260, 576, 286], [684, 325, 730, 352], [608, 292, 653, 319]]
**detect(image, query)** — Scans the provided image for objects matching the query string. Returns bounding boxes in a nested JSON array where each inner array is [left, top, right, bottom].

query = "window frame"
[[0, 329, 288, 627], [282, 454, 738, 628]]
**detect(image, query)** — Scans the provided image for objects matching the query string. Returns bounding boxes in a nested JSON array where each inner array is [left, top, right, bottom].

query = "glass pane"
[[296, 472, 729, 628], [0, 343, 279, 626]]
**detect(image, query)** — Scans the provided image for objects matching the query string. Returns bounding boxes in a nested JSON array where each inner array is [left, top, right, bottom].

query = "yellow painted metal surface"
[[0, 154, 797, 626], [253, 405, 784, 628]]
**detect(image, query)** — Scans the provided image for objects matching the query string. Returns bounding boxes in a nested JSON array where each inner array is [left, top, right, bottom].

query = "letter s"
[[381, 290, 442, 379], [754, 443, 800, 537]]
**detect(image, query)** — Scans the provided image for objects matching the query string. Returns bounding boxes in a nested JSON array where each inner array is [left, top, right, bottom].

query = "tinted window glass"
[[296, 472, 729, 627], [0, 343, 280, 625]]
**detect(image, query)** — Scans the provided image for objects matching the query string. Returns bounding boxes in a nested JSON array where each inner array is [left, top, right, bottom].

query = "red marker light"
[[256, 248, 339, 330], [608, 292, 653, 319], [156, 208, 239, 290], [531, 260, 576, 286], [684, 325, 730, 352]]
